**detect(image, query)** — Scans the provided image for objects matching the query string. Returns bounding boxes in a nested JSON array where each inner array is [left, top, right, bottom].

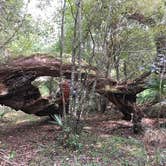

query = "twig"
[[0, 156, 17, 166]]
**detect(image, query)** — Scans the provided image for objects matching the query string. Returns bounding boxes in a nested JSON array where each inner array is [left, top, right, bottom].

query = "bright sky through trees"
[[25, 0, 61, 21], [24, 0, 61, 44]]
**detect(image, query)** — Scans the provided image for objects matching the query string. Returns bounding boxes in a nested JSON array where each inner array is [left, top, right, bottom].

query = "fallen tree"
[[0, 54, 151, 133]]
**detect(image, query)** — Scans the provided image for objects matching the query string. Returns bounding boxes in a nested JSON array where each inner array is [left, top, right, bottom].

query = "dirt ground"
[[0, 110, 166, 166]]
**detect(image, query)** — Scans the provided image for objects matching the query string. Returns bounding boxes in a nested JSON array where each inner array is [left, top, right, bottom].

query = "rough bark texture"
[[155, 35, 166, 76], [0, 54, 97, 116], [0, 54, 151, 133]]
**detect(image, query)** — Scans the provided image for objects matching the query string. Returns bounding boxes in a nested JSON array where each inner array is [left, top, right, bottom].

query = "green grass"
[[29, 132, 166, 166], [1, 106, 165, 166]]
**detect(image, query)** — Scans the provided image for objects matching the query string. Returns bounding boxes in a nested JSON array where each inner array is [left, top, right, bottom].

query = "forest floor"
[[0, 109, 166, 166]]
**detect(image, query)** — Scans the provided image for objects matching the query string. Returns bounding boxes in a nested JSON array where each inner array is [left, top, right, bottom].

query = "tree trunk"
[[155, 35, 166, 76]]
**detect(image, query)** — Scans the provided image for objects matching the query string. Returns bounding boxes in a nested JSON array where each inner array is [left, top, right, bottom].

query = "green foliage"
[[137, 89, 157, 104], [148, 75, 166, 97], [52, 115, 83, 151], [10, 32, 38, 55], [50, 0, 165, 80], [65, 134, 83, 151], [0, 110, 5, 118], [9, 151, 16, 160], [84, 135, 148, 165], [137, 74, 166, 104], [0, 0, 165, 82], [51, 114, 63, 127], [33, 77, 59, 97], [0, 0, 24, 41], [38, 84, 50, 97]]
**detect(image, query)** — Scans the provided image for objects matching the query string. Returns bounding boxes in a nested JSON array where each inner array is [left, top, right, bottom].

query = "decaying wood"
[[0, 54, 151, 132]]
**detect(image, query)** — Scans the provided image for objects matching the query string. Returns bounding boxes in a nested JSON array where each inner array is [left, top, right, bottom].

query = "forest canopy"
[[0, 0, 165, 80]]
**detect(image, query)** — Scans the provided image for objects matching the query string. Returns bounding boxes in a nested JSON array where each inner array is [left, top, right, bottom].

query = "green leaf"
[[54, 115, 63, 127]]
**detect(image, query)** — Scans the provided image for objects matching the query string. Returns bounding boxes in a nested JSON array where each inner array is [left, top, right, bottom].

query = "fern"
[[49, 114, 63, 127]]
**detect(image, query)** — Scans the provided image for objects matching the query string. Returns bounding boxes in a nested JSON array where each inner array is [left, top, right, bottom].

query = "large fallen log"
[[0, 54, 151, 132]]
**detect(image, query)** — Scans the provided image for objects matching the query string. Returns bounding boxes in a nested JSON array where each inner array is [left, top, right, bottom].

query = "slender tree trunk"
[[59, 0, 66, 79], [155, 35, 166, 127], [155, 35, 166, 76], [123, 60, 127, 82], [115, 58, 120, 81], [69, 0, 79, 114], [75, 0, 83, 134], [59, 0, 67, 118]]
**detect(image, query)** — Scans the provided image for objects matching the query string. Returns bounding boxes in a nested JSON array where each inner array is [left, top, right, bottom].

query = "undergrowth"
[[29, 131, 166, 166]]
